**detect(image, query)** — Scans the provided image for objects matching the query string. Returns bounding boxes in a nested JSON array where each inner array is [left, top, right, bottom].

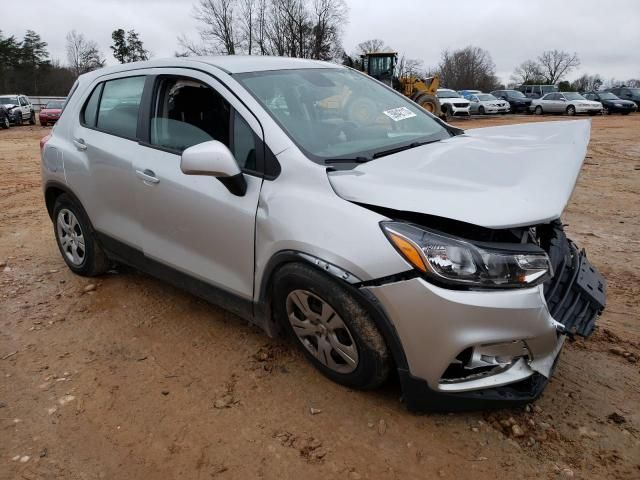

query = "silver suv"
[[41, 57, 606, 411], [0, 94, 36, 125]]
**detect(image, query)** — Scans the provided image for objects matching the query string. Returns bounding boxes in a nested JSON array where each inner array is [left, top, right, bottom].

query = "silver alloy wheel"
[[56, 209, 86, 266], [3, 117, 8, 128], [286, 289, 359, 373]]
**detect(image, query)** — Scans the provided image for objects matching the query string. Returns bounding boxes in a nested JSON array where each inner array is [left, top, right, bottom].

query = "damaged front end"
[[362, 210, 606, 411]]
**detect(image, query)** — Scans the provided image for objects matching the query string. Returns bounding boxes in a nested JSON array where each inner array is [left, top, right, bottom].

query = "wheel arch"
[[44, 181, 87, 222], [256, 250, 410, 371]]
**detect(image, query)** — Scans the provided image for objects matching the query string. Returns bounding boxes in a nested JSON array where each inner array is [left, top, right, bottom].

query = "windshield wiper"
[[372, 139, 440, 159], [324, 156, 372, 165]]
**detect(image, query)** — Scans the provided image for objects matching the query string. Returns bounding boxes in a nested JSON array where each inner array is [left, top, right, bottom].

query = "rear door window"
[[96, 76, 145, 139]]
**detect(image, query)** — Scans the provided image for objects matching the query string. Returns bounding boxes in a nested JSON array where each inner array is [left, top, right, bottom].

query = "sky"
[[5, 0, 640, 85]]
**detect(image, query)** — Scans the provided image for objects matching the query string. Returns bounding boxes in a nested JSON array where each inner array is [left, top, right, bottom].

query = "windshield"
[[597, 92, 617, 100], [477, 94, 497, 101], [237, 68, 451, 162], [505, 90, 526, 99], [564, 93, 585, 100], [436, 90, 460, 98], [0, 96, 18, 105], [45, 101, 64, 109]]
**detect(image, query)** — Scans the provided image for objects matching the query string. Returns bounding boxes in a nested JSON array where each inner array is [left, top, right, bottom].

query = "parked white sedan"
[[530, 92, 602, 116], [467, 93, 510, 114]]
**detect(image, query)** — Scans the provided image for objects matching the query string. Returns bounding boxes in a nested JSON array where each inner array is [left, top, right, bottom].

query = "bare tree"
[[356, 39, 386, 55], [438, 46, 500, 91], [66, 30, 105, 75], [510, 59, 544, 85], [254, 0, 269, 54], [537, 50, 580, 85], [310, 0, 347, 60], [180, 0, 346, 60], [240, 0, 256, 54], [571, 73, 603, 92], [193, 0, 239, 54], [396, 54, 423, 78]]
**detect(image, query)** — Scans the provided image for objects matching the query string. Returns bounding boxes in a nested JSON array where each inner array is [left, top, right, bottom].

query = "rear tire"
[[273, 263, 390, 390], [29, 112, 36, 125], [52, 194, 110, 277]]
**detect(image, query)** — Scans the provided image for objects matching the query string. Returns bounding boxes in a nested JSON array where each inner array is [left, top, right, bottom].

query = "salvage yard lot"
[[1, 115, 639, 479]]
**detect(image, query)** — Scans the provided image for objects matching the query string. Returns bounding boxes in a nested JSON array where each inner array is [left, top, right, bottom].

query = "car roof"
[[79, 55, 337, 81]]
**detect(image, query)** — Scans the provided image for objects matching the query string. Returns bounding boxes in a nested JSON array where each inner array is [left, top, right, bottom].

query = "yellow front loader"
[[359, 52, 442, 118]]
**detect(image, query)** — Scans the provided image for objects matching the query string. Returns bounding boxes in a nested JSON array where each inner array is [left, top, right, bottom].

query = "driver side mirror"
[[181, 140, 247, 196]]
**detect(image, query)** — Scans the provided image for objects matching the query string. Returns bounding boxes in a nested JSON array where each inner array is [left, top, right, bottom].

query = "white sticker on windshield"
[[383, 107, 417, 122]]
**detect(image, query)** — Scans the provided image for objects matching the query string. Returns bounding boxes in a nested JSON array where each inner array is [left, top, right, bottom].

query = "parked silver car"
[[531, 92, 602, 116], [41, 57, 606, 411], [467, 93, 510, 114]]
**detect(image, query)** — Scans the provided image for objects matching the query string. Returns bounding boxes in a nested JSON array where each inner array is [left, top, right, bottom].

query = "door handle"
[[72, 138, 87, 151], [136, 169, 160, 184]]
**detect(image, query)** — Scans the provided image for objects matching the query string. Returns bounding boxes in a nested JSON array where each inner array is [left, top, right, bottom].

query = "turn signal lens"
[[388, 232, 427, 272]]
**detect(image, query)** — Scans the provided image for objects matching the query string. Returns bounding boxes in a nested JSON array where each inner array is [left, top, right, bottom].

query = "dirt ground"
[[1, 114, 639, 480]]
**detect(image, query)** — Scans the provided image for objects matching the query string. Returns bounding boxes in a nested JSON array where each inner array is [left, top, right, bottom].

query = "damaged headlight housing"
[[381, 222, 552, 289]]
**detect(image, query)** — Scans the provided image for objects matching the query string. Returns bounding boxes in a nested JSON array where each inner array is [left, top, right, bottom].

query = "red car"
[[39, 100, 64, 126]]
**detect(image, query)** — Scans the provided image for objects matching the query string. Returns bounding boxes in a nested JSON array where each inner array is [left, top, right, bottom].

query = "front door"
[[132, 70, 263, 301]]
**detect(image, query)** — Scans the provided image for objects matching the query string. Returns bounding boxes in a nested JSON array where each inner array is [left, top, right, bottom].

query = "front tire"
[[1, 116, 9, 129], [566, 105, 576, 116], [478, 106, 485, 115], [53, 194, 110, 277], [273, 263, 390, 390], [14, 113, 22, 126], [535, 105, 543, 115], [29, 112, 36, 125]]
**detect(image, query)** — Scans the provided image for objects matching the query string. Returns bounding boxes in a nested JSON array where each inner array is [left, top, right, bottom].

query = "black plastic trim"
[[218, 173, 248, 196], [95, 232, 254, 321], [44, 181, 89, 222], [399, 369, 549, 412], [257, 250, 410, 371]]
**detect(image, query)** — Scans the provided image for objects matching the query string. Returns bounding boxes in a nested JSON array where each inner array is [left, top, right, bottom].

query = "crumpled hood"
[[328, 120, 591, 229]]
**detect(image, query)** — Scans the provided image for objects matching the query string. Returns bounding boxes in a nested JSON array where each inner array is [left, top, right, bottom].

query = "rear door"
[[131, 69, 264, 302], [66, 73, 146, 248], [546, 93, 560, 112]]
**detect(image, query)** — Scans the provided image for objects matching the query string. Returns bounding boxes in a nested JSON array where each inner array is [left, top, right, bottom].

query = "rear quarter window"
[[82, 84, 102, 127]]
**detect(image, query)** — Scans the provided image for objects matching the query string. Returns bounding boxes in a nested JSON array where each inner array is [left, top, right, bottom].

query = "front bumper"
[[366, 228, 605, 411], [40, 115, 59, 125], [511, 102, 531, 112], [367, 279, 562, 392], [450, 106, 471, 116], [576, 106, 602, 114], [482, 105, 510, 114]]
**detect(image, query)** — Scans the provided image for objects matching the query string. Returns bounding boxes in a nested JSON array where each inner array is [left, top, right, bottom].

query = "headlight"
[[614, 103, 622, 107], [381, 222, 552, 289]]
